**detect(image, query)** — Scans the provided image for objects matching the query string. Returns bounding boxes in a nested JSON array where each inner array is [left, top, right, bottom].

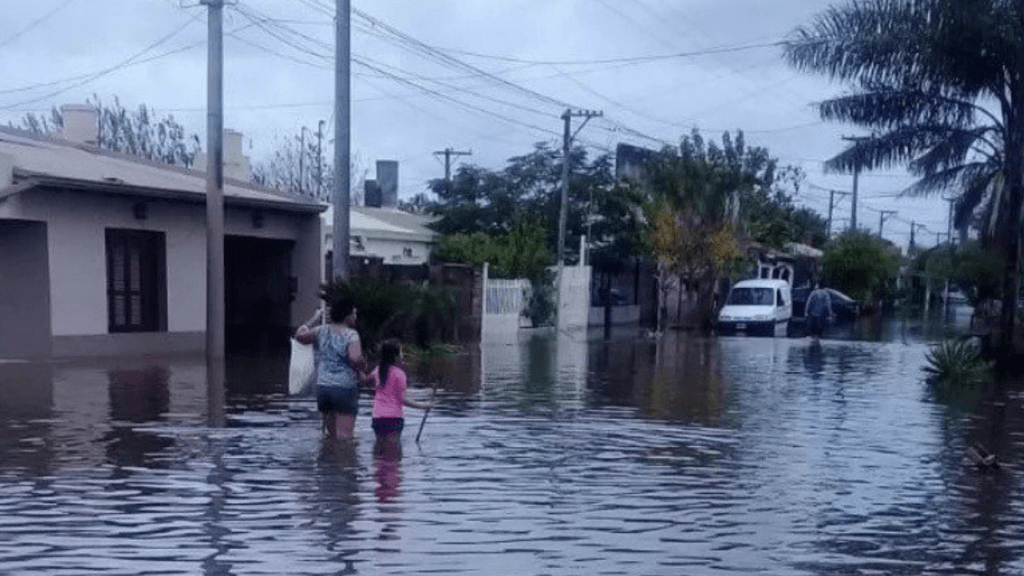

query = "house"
[[321, 160, 438, 277], [0, 105, 324, 359]]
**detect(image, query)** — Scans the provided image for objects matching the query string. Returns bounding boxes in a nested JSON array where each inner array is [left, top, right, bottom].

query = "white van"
[[716, 279, 792, 337]]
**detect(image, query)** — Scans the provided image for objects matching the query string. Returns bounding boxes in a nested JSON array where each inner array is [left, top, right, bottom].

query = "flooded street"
[[2, 312, 1024, 575]]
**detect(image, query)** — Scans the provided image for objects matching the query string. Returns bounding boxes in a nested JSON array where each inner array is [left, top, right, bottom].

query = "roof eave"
[[9, 174, 326, 214]]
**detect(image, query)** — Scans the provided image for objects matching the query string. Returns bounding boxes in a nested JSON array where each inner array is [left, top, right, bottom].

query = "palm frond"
[[901, 162, 994, 197], [955, 169, 999, 229], [825, 125, 975, 173], [908, 127, 999, 175], [819, 87, 992, 131]]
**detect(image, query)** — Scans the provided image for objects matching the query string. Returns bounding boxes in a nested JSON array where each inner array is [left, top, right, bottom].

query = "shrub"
[[923, 339, 993, 388], [525, 269, 556, 327], [320, 279, 457, 356]]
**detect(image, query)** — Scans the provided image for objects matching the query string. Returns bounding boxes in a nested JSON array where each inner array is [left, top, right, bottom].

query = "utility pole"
[[316, 120, 324, 200], [842, 135, 867, 232], [332, 0, 351, 281], [557, 108, 602, 328], [945, 197, 956, 246], [298, 127, 306, 195], [910, 221, 926, 251], [201, 0, 224, 362], [878, 210, 897, 239], [827, 189, 849, 237], [433, 148, 472, 195]]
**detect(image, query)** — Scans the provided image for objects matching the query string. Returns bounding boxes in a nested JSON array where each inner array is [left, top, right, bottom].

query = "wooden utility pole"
[[433, 148, 472, 194], [201, 0, 224, 362], [332, 0, 351, 280], [556, 108, 602, 328]]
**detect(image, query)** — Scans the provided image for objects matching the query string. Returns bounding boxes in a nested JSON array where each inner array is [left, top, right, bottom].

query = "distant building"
[[0, 104, 324, 359], [321, 160, 438, 276]]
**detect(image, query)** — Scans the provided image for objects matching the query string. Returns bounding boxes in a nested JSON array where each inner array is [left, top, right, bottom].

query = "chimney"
[[364, 179, 381, 208], [194, 129, 251, 180], [61, 104, 98, 146], [223, 129, 250, 181], [376, 160, 398, 209]]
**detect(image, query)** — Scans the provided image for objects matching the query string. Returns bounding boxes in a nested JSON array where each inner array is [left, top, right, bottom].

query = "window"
[[777, 289, 787, 307], [403, 247, 414, 258], [726, 287, 774, 306], [106, 229, 166, 333]]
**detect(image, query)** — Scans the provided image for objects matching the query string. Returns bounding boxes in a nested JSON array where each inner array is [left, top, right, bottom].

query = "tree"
[[427, 142, 634, 262], [743, 166, 828, 249], [644, 130, 770, 331], [17, 95, 200, 167], [251, 125, 368, 203], [914, 240, 1003, 306], [821, 231, 902, 304], [784, 0, 1024, 358]]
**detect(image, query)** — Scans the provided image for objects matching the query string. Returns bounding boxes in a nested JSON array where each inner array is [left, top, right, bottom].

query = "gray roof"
[[0, 127, 325, 214], [325, 205, 437, 243]]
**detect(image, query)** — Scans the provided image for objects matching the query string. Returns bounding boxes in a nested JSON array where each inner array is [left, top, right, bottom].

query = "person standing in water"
[[365, 338, 432, 441], [295, 297, 365, 440]]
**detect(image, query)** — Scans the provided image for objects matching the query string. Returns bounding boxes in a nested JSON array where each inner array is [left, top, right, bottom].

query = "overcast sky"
[[0, 0, 954, 248]]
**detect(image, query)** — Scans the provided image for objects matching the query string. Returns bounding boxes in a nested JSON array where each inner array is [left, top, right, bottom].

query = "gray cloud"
[[0, 0, 954, 245]]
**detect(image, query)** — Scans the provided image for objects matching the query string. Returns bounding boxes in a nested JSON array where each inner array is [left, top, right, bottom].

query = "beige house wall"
[[0, 188, 321, 356]]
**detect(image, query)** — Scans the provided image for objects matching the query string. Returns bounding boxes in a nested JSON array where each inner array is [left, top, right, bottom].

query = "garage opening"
[[0, 220, 51, 359], [225, 236, 294, 356]]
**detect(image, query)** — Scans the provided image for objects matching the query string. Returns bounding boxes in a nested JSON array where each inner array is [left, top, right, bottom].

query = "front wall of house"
[[362, 237, 431, 265], [4, 189, 321, 356]]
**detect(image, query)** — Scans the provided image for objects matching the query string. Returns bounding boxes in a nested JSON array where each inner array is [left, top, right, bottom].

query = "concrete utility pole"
[[827, 189, 849, 237], [332, 0, 351, 281], [298, 127, 306, 195], [842, 135, 867, 232], [878, 210, 897, 239], [201, 0, 224, 362], [316, 120, 324, 200], [945, 197, 956, 246], [433, 148, 472, 195], [910, 221, 926, 251], [556, 108, 602, 328]]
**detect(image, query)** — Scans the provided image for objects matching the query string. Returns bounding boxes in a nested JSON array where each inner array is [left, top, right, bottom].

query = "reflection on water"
[[1, 316, 1023, 574]]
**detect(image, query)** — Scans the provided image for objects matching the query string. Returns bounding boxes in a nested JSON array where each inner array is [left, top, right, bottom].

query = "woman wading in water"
[[295, 297, 366, 440]]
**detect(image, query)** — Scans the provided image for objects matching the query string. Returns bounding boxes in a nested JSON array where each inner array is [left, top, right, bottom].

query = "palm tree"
[[784, 0, 1024, 359]]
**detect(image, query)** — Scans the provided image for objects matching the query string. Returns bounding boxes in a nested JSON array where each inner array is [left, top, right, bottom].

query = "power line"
[[433, 39, 783, 67], [0, 14, 202, 111], [0, 0, 78, 50]]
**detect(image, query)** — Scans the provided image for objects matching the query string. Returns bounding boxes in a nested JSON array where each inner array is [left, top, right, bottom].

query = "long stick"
[[415, 381, 440, 443]]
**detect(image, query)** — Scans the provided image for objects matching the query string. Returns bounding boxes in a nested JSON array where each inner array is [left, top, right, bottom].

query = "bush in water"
[[320, 279, 457, 357], [923, 339, 993, 389]]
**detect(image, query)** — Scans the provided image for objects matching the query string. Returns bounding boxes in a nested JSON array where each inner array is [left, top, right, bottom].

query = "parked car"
[[716, 279, 792, 337]]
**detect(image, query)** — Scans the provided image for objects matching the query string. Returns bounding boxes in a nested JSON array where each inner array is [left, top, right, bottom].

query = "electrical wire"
[[0, 0, 78, 50], [0, 14, 202, 111]]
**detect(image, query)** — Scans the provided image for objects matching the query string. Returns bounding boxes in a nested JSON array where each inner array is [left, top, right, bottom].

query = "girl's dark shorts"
[[372, 417, 405, 437], [317, 386, 359, 415]]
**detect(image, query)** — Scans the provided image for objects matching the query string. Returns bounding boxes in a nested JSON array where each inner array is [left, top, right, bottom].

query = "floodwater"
[[2, 309, 1023, 575]]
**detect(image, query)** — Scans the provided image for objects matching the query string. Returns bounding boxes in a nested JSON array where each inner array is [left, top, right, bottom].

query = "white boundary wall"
[[554, 264, 592, 332], [480, 263, 532, 341]]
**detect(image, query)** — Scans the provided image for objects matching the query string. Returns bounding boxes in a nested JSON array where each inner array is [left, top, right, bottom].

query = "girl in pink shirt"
[[367, 339, 431, 438]]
